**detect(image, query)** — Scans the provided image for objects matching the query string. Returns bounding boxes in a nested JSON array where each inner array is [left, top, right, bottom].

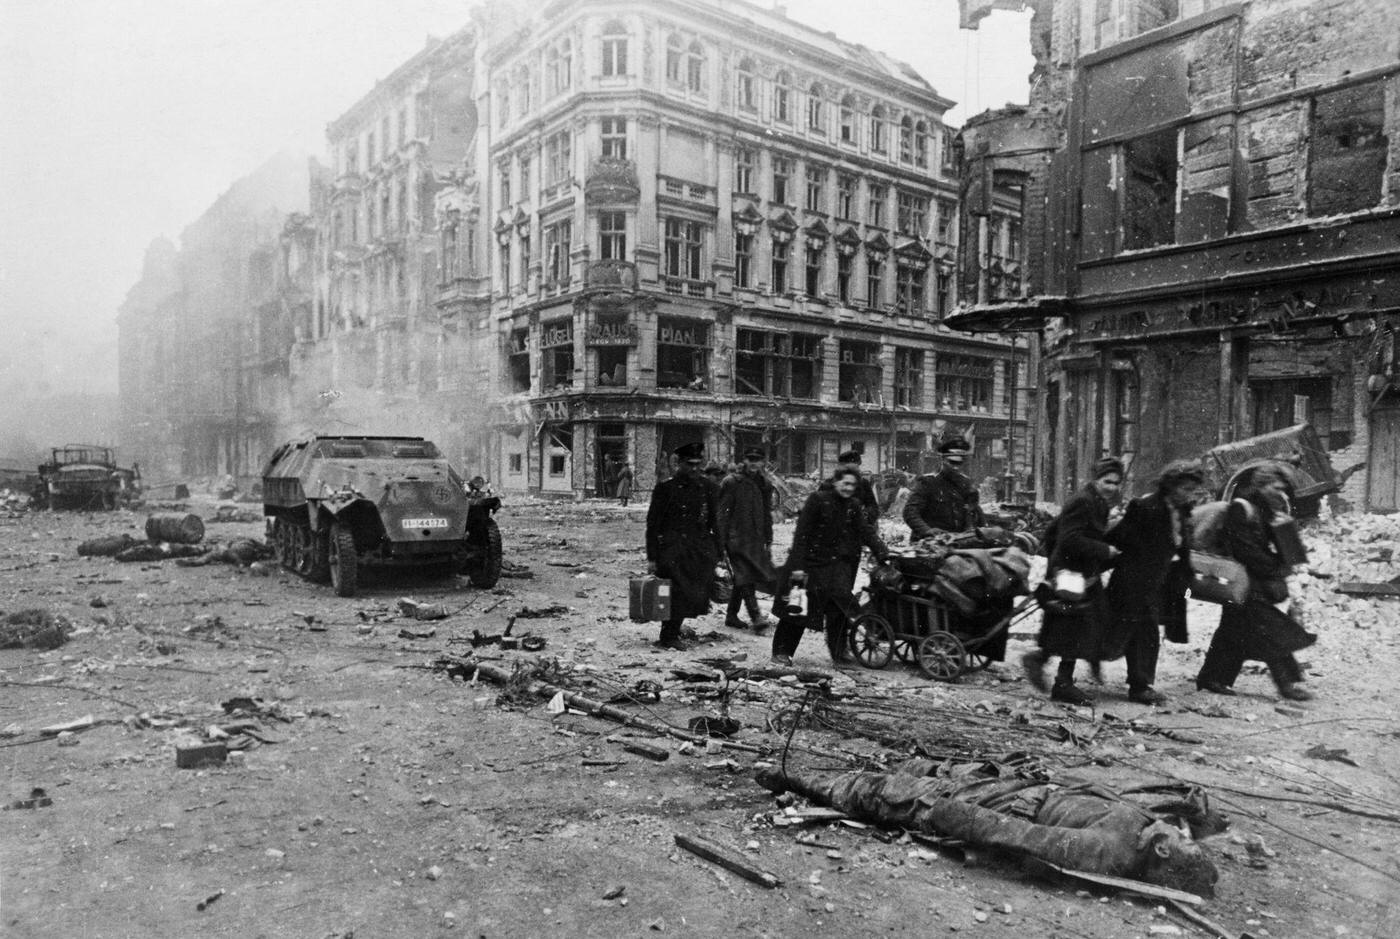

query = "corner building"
[[471, 0, 1029, 495]]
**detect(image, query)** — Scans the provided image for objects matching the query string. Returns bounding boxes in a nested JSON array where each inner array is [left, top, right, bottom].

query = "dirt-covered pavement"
[[2, 496, 1398, 938]]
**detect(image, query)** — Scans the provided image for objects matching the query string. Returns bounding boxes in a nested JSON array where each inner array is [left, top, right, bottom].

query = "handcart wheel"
[[848, 614, 896, 669], [916, 631, 967, 682]]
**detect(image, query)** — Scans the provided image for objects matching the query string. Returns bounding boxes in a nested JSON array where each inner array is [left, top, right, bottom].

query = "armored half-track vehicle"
[[261, 435, 502, 597], [36, 445, 141, 510]]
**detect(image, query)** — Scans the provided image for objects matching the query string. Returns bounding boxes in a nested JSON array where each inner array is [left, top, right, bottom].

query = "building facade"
[[469, 0, 1029, 496], [955, 0, 1400, 510]]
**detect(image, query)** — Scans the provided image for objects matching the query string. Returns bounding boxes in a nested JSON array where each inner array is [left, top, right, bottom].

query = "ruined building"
[[117, 152, 311, 480], [119, 1, 1033, 497], [450, 0, 1027, 496], [954, 0, 1400, 510]]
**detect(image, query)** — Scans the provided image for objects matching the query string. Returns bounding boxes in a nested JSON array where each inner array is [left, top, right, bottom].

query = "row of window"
[[494, 20, 952, 171], [340, 96, 429, 177], [332, 174, 412, 246], [508, 319, 1006, 413], [494, 212, 952, 314]]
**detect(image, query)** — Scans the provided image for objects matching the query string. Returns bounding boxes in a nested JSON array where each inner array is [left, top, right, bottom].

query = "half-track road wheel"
[[328, 523, 359, 597], [468, 518, 503, 589]]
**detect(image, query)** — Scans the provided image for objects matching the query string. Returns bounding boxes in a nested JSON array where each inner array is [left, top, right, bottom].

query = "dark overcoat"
[[785, 489, 888, 597], [817, 473, 880, 525], [1103, 493, 1191, 657], [1038, 484, 1117, 659], [645, 471, 720, 618], [904, 468, 986, 539], [716, 470, 777, 590]]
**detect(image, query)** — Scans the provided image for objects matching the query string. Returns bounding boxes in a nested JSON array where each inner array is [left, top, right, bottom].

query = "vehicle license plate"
[[402, 517, 449, 529]]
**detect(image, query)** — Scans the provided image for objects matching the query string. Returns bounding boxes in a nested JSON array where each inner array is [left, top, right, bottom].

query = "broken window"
[[1308, 80, 1387, 217], [734, 231, 753, 287], [837, 252, 853, 303], [737, 58, 756, 110], [894, 348, 924, 408], [543, 219, 571, 286], [508, 328, 531, 392], [774, 71, 791, 123], [734, 329, 819, 398], [541, 319, 574, 390], [1121, 126, 1178, 251], [657, 317, 710, 389], [839, 340, 881, 404], [935, 354, 995, 413]]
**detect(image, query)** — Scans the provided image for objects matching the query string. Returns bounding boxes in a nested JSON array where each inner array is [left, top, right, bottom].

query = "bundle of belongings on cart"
[[888, 526, 1036, 616], [757, 754, 1223, 899]]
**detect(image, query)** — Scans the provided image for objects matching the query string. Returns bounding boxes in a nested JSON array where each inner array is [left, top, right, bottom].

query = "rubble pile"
[[1291, 513, 1400, 630]]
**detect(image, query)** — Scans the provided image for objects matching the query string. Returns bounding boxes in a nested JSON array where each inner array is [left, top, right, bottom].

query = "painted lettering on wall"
[[542, 322, 573, 347], [586, 321, 638, 346], [1083, 284, 1379, 339], [534, 399, 571, 422]]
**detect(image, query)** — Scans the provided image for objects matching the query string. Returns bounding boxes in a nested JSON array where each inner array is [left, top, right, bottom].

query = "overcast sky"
[[0, 0, 1032, 394]]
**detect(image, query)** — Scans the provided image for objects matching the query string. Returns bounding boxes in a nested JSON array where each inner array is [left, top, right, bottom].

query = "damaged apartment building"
[[120, 0, 1031, 497], [953, 0, 1400, 510], [450, 0, 1029, 496]]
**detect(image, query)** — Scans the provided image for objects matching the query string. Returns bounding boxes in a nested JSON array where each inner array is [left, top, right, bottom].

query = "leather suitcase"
[[629, 576, 672, 622]]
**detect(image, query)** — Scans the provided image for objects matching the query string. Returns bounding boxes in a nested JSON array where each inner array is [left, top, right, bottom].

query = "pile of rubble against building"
[[1291, 512, 1400, 629]]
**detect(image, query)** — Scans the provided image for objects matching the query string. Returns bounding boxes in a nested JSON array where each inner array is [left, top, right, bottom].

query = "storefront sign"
[[659, 322, 706, 346], [1081, 278, 1398, 341], [542, 322, 573, 348], [533, 399, 571, 423], [586, 321, 637, 346]]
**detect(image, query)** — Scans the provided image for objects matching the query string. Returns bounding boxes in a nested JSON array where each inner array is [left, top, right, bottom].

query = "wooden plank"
[[621, 740, 670, 761], [1336, 582, 1400, 597], [674, 831, 782, 889], [1039, 860, 1205, 906], [1167, 897, 1246, 939]]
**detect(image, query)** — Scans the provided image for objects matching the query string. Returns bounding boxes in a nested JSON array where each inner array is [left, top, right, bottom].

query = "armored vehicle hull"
[[261, 436, 502, 596]]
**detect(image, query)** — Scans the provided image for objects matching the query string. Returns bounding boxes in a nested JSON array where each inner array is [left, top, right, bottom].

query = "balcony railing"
[[584, 156, 639, 203], [586, 260, 638, 290], [662, 277, 712, 298]]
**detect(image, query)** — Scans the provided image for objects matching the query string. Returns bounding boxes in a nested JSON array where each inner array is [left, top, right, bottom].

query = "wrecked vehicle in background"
[[35, 445, 141, 510], [261, 435, 502, 597], [1204, 423, 1341, 517]]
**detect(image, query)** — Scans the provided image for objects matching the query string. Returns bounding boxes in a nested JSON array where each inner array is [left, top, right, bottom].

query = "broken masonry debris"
[[0, 609, 72, 650], [196, 889, 225, 912], [622, 740, 670, 761], [673, 831, 783, 889], [688, 716, 742, 738], [39, 715, 95, 736], [176, 742, 229, 769], [398, 597, 450, 621]]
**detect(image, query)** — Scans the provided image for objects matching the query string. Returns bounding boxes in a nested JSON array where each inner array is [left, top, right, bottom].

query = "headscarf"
[[1154, 460, 1205, 498]]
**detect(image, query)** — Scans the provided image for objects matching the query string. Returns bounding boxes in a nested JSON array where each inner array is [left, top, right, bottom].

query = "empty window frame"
[[838, 341, 881, 404], [805, 165, 825, 212], [895, 260, 927, 314], [836, 251, 853, 303], [541, 319, 574, 389], [771, 238, 790, 292], [545, 130, 572, 186], [734, 230, 754, 287], [894, 348, 924, 408], [735, 328, 819, 398], [508, 327, 530, 392], [737, 58, 756, 110], [1121, 126, 1178, 251], [897, 191, 928, 236], [544, 219, 571, 285], [866, 183, 887, 227], [774, 71, 791, 123], [866, 252, 884, 306], [772, 155, 793, 204], [1308, 80, 1387, 217], [836, 174, 855, 219], [657, 317, 711, 389], [805, 243, 823, 297], [807, 83, 824, 132], [935, 354, 995, 413], [839, 95, 856, 144]]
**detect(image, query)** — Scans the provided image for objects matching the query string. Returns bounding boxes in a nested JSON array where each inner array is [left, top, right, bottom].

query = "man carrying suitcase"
[[645, 442, 721, 650]]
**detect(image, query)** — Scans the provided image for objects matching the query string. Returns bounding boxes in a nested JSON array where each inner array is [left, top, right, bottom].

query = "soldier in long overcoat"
[[903, 438, 985, 540], [717, 447, 778, 632], [645, 442, 720, 650]]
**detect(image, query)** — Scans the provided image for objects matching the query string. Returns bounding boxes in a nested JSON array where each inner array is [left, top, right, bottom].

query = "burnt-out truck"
[[261, 435, 502, 597], [36, 445, 141, 510]]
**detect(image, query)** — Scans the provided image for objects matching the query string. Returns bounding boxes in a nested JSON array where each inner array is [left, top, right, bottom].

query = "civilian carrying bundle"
[[1187, 500, 1250, 605]]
